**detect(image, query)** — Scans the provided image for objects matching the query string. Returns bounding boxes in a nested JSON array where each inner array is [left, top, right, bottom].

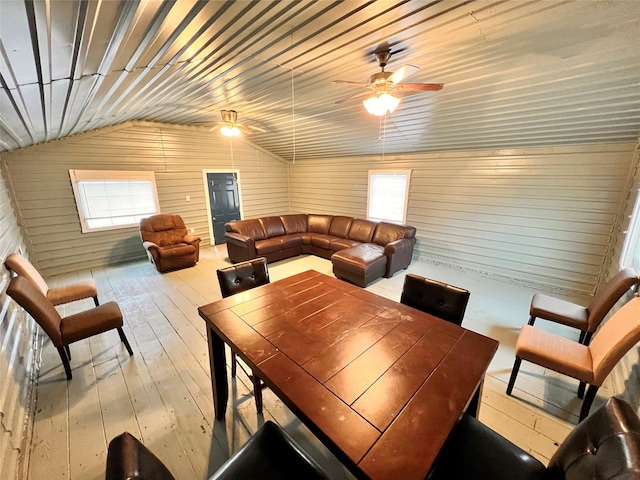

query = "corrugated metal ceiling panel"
[[1, 0, 639, 159]]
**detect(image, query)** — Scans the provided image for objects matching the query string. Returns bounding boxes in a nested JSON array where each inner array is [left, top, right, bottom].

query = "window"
[[367, 170, 411, 224], [621, 189, 640, 272], [69, 170, 160, 233]]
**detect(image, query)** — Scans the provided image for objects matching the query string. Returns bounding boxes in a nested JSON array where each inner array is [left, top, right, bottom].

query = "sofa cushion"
[[308, 214, 333, 234], [227, 219, 266, 241], [372, 222, 417, 246], [256, 238, 283, 255], [329, 216, 354, 237], [280, 214, 308, 234], [330, 238, 361, 251], [158, 243, 196, 258], [260, 216, 286, 238], [348, 219, 376, 243], [311, 234, 338, 250], [280, 234, 303, 249]]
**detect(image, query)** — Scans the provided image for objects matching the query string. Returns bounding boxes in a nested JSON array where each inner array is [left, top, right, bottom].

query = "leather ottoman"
[[331, 244, 387, 287]]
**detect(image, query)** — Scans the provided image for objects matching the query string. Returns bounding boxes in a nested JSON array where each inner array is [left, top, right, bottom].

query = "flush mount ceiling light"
[[333, 46, 444, 116]]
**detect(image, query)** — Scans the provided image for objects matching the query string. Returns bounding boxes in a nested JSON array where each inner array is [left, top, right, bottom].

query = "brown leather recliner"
[[139, 214, 201, 273]]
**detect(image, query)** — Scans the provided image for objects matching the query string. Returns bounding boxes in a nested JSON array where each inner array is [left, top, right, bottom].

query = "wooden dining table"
[[198, 270, 499, 480]]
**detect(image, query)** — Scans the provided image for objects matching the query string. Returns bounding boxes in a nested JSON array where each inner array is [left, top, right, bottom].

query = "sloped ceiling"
[[1, 0, 639, 161]]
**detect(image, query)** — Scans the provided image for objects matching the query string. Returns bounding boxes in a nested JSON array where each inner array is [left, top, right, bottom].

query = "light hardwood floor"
[[26, 245, 610, 479]]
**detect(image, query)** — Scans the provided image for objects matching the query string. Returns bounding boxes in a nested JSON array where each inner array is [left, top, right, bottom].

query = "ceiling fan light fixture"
[[221, 125, 241, 137], [363, 93, 400, 116]]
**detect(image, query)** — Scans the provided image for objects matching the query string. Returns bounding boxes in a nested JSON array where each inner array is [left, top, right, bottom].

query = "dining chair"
[[216, 257, 270, 413], [528, 267, 637, 345], [507, 296, 640, 421], [106, 421, 330, 480], [400, 273, 470, 325], [428, 396, 640, 480], [6, 275, 133, 380], [5, 252, 99, 306]]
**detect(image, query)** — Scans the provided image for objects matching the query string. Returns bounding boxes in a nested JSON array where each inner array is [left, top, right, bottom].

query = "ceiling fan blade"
[[246, 124, 266, 133], [332, 80, 369, 87], [394, 83, 444, 92], [389, 65, 419, 84], [334, 90, 373, 105]]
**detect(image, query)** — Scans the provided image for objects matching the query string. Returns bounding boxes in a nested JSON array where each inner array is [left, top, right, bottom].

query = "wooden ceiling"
[[1, 0, 639, 161]]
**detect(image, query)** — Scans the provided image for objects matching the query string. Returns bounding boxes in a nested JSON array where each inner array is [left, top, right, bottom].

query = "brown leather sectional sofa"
[[225, 214, 416, 287]]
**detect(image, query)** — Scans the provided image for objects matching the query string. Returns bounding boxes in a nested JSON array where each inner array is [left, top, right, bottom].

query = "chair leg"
[[252, 372, 263, 414], [578, 380, 586, 399], [231, 352, 237, 378], [582, 331, 593, 346], [578, 330, 586, 344], [579, 385, 599, 422], [57, 346, 73, 380], [93, 296, 99, 307], [64, 345, 71, 360], [117, 328, 134, 356], [506, 358, 522, 395], [527, 315, 536, 326]]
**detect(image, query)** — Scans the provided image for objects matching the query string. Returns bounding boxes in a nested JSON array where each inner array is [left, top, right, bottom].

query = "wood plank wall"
[[289, 143, 639, 295], [0, 170, 40, 480], [2, 122, 289, 277]]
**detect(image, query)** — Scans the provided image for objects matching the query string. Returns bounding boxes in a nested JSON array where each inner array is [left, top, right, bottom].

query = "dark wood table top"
[[199, 270, 499, 479]]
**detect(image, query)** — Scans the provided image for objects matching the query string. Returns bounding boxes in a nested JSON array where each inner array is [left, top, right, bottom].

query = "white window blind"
[[367, 170, 411, 224], [69, 170, 160, 233]]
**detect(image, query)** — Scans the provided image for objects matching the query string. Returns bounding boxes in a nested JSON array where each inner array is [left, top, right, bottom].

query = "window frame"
[[621, 188, 640, 272], [69, 169, 160, 233], [366, 169, 412, 225]]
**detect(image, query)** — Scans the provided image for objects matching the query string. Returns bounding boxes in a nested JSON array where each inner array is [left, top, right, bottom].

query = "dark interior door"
[[207, 172, 241, 245]]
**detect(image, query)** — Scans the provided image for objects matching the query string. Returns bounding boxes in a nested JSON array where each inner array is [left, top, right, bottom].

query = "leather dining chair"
[[106, 421, 330, 480], [507, 296, 640, 421], [216, 257, 270, 413], [528, 267, 637, 345], [5, 252, 100, 306], [6, 275, 133, 380], [400, 273, 470, 325], [428, 396, 640, 480]]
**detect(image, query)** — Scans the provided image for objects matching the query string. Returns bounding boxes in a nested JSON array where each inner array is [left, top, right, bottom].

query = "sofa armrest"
[[183, 234, 201, 246], [225, 232, 257, 263], [428, 414, 547, 480], [183, 235, 201, 261], [383, 237, 416, 278], [142, 240, 161, 264]]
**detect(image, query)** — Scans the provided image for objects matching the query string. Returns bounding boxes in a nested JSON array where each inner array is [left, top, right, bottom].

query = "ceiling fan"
[[333, 48, 444, 116], [210, 110, 266, 136]]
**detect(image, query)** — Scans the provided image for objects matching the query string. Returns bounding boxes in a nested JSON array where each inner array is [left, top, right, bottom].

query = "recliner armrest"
[[428, 414, 547, 480], [183, 234, 201, 245]]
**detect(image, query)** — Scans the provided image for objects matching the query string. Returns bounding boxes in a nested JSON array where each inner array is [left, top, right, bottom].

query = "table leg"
[[207, 325, 228, 420], [466, 379, 484, 418]]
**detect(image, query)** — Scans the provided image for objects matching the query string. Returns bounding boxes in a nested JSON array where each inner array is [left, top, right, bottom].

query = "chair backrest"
[[217, 258, 270, 298], [4, 252, 49, 296], [6, 275, 63, 346], [547, 396, 640, 479], [589, 297, 640, 386], [139, 214, 188, 246], [106, 432, 175, 480], [400, 274, 470, 325], [587, 267, 638, 331]]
